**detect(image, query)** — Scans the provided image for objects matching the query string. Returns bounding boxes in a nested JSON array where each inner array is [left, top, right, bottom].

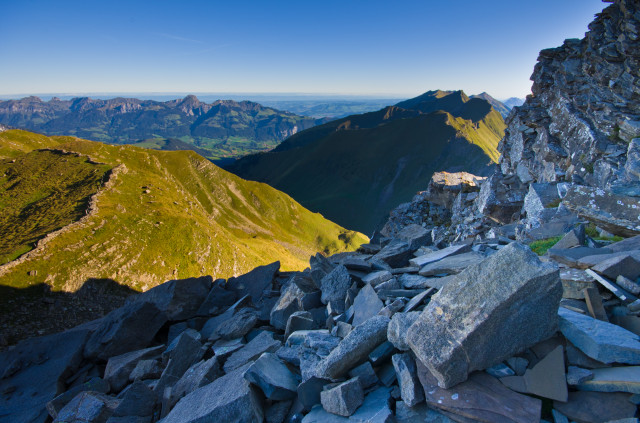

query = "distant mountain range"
[[0, 129, 366, 292], [229, 90, 506, 234], [0, 96, 327, 160]]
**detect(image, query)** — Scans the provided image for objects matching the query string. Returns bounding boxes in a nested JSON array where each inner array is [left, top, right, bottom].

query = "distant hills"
[[229, 90, 506, 234], [0, 129, 366, 292], [0, 96, 327, 160]]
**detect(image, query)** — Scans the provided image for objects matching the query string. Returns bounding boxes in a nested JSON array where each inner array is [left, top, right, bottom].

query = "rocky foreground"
[[2, 223, 640, 422]]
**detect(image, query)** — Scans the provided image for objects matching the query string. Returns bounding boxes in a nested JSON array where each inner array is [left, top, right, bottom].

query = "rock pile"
[[4, 226, 640, 422]]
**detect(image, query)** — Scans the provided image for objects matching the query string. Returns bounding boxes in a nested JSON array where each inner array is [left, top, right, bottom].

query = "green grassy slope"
[[230, 90, 505, 234], [0, 129, 367, 293]]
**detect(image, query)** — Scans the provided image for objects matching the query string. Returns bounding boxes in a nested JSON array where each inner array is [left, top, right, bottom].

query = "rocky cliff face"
[[500, 0, 640, 189]]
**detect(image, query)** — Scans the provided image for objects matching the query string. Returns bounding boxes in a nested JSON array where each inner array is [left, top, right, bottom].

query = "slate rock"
[[560, 269, 597, 299], [111, 381, 156, 419], [320, 378, 364, 417], [558, 307, 640, 364], [547, 247, 612, 267], [395, 402, 454, 423], [348, 362, 378, 389], [223, 330, 282, 373], [292, 271, 320, 294], [398, 274, 432, 290], [418, 252, 485, 277], [592, 254, 640, 281], [395, 224, 432, 251], [285, 311, 315, 340], [104, 345, 164, 393], [617, 275, 640, 295], [168, 357, 222, 409], [342, 257, 373, 272], [500, 345, 568, 401], [211, 337, 244, 362], [244, 352, 300, 400], [216, 309, 258, 340], [265, 400, 292, 423], [372, 240, 411, 268], [369, 341, 395, 366], [577, 366, 640, 393], [317, 315, 390, 380], [320, 265, 352, 313], [387, 312, 420, 351], [566, 366, 594, 385], [199, 295, 252, 339], [54, 391, 120, 423], [392, 353, 424, 407], [161, 362, 263, 423], [609, 235, 640, 253], [402, 288, 434, 312], [416, 359, 541, 423], [0, 328, 91, 423], [552, 227, 586, 250], [84, 301, 167, 361], [310, 253, 336, 289], [227, 261, 280, 302], [486, 363, 515, 378], [361, 270, 392, 287], [154, 331, 204, 398], [196, 281, 236, 316], [409, 243, 471, 268], [135, 276, 212, 321], [349, 386, 393, 422], [553, 391, 636, 423], [271, 281, 304, 330], [407, 242, 562, 388], [47, 377, 110, 419], [352, 284, 383, 326], [297, 377, 331, 411]]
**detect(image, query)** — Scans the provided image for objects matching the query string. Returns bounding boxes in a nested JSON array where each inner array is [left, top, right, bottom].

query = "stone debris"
[[320, 377, 364, 417]]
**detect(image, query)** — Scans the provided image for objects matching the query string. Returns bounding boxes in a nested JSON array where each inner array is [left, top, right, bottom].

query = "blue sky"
[[0, 0, 605, 99]]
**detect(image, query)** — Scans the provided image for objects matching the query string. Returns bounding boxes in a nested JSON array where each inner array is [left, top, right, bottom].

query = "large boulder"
[[406, 242, 562, 388], [84, 301, 167, 361], [320, 265, 352, 313], [135, 276, 212, 320], [226, 261, 280, 303], [0, 328, 91, 423], [270, 281, 304, 330], [104, 345, 164, 393], [160, 363, 263, 423]]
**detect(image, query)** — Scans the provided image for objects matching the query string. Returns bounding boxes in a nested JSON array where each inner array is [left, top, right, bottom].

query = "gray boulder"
[[395, 224, 431, 251], [372, 240, 411, 268], [47, 378, 110, 420], [285, 311, 315, 341], [387, 312, 420, 351], [54, 391, 120, 423], [154, 331, 204, 398], [216, 309, 258, 340], [320, 378, 364, 417], [168, 357, 222, 409], [418, 251, 485, 276], [84, 301, 167, 361], [160, 363, 263, 423], [244, 352, 300, 400], [310, 253, 336, 288], [317, 315, 390, 380], [110, 381, 156, 420], [0, 328, 90, 423], [104, 345, 164, 393], [406, 242, 562, 388], [135, 276, 212, 321]]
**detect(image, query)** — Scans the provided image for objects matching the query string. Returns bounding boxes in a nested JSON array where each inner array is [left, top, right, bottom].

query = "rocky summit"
[[4, 1, 640, 422]]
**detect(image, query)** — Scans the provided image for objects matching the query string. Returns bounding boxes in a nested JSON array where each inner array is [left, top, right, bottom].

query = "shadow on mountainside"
[[0, 278, 138, 350]]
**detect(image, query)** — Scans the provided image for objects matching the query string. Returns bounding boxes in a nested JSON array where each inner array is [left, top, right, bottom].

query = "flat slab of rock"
[[362, 270, 392, 287], [416, 360, 541, 423], [317, 315, 390, 380], [609, 235, 640, 253], [418, 251, 485, 276], [558, 307, 640, 364], [407, 242, 562, 388], [169, 357, 222, 409], [547, 247, 612, 267], [592, 253, 640, 281], [320, 377, 364, 417], [395, 224, 431, 251], [161, 363, 263, 423], [54, 391, 120, 423], [576, 366, 640, 393], [398, 274, 432, 289], [351, 284, 383, 326], [223, 330, 282, 373], [104, 345, 164, 393], [553, 391, 636, 423], [409, 244, 471, 268], [560, 269, 597, 299], [499, 345, 567, 401], [244, 352, 300, 400]]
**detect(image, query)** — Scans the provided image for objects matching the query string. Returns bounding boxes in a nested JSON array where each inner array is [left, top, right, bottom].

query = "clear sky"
[[0, 0, 606, 99]]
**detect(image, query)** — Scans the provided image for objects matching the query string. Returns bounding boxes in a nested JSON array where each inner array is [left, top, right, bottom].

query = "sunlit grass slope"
[[0, 129, 367, 292]]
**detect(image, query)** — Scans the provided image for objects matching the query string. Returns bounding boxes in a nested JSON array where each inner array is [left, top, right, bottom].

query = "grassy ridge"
[[0, 130, 367, 292]]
